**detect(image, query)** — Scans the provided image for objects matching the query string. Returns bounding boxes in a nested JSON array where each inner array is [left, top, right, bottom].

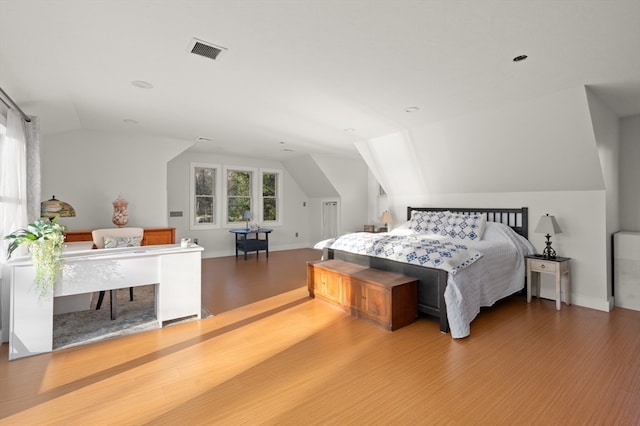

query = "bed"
[[321, 207, 535, 338]]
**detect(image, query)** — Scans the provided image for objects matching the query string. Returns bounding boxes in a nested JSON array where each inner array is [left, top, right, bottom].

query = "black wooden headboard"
[[407, 207, 529, 239]]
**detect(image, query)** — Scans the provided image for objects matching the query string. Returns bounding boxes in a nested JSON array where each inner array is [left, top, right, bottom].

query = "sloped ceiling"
[[357, 86, 605, 194], [1, 1, 640, 161], [283, 155, 338, 198]]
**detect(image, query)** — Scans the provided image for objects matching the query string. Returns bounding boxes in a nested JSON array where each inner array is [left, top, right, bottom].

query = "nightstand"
[[526, 255, 571, 310], [363, 225, 387, 233]]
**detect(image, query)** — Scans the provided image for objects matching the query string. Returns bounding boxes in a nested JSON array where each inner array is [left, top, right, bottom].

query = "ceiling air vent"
[[187, 38, 227, 61]]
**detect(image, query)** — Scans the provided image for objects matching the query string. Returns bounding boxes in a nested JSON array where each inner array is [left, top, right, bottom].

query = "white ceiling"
[[1, 0, 640, 160]]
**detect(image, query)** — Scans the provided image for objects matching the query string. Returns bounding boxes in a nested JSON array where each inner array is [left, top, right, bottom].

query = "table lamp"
[[534, 213, 563, 259], [243, 210, 252, 230], [380, 210, 393, 232]]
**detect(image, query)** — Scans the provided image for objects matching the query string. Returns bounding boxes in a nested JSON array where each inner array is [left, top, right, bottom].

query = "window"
[[261, 169, 282, 224], [221, 166, 282, 227], [224, 166, 254, 225], [190, 163, 221, 230]]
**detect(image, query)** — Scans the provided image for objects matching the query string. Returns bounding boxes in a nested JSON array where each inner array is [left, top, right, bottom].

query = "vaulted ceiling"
[[1, 1, 639, 160]]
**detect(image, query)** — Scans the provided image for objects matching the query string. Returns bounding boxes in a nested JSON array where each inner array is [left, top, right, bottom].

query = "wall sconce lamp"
[[243, 210, 252, 230], [41, 195, 76, 221], [534, 213, 563, 259], [380, 210, 393, 232]]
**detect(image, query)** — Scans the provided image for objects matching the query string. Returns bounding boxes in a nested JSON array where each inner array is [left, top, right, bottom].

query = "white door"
[[321, 201, 338, 240]]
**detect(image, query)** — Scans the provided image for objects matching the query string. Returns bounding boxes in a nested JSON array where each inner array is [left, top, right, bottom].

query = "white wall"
[[367, 170, 390, 227], [311, 154, 369, 235], [586, 88, 620, 303], [40, 128, 363, 258], [359, 86, 615, 312], [283, 155, 339, 197], [167, 150, 310, 258], [620, 114, 640, 231], [382, 191, 609, 311], [282, 154, 369, 243], [359, 87, 605, 196], [36, 89, 626, 312], [42, 129, 193, 230]]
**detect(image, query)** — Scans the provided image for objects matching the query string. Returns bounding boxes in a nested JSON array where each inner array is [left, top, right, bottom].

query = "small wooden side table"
[[229, 228, 272, 260], [526, 255, 571, 310], [363, 225, 387, 233]]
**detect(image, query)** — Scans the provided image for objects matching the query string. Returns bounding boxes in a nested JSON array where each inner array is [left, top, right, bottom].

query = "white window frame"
[[259, 168, 283, 226], [222, 165, 258, 228], [221, 166, 284, 228], [189, 162, 221, 230]]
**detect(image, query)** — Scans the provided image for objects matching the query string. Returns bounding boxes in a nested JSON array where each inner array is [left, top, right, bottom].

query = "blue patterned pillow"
[[441, 213, 486, 241], [410, 211, 450, 235], [103, 236, 142, 248]]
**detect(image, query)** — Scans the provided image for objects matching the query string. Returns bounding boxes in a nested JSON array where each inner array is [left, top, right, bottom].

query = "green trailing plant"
[[5, 218, 65, 298]]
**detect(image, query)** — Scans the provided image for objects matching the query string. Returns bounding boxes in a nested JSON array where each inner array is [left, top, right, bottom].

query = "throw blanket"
[[328, 233, 483, 275]]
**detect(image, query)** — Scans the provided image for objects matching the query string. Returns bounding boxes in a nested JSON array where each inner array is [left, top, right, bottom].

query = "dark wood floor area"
[[1, 248, 640, 425]]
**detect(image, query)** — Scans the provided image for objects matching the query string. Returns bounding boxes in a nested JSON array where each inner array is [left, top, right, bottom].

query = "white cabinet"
[[614, 232, 640, 311], [6, 244, 203, 360]]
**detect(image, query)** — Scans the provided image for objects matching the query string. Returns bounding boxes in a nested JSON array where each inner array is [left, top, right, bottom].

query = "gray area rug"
[[53, 285, 212, 350]]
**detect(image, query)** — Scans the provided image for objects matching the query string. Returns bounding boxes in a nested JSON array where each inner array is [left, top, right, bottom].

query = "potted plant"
[[4, 218, 65, 298]]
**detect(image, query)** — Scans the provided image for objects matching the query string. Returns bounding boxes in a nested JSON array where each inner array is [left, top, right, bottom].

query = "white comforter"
[[444, 228, 534, 338], [318, 222, 535, 338]]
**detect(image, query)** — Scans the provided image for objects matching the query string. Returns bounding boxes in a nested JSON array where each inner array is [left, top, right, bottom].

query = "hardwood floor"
[[1, 248, 640, 425]]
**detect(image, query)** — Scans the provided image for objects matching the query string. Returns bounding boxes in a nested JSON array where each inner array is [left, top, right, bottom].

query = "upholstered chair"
[[91, 227, 144, 319]]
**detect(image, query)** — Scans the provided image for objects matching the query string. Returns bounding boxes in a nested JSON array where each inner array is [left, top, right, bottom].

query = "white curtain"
[[25, 115, 41, 223], [0, 109, 40, 262]]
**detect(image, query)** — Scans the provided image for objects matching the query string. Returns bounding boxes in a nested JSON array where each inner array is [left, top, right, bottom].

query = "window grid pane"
[[262, 172, 278, 222], [194, 166, 216, 225], [227, 170, 253, 223]]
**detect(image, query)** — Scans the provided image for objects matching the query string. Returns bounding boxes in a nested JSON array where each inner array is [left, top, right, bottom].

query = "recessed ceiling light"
[[131, 80, 154, 89], [344, 128, 356, 132], [283, 148, 294, 152], [123, 119, 139, 124], [513, 54, 528, 62], [404, 107, 420, 113]]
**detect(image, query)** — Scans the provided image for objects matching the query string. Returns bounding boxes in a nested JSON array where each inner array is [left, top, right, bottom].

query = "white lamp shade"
[[534, 214, 563, 235], [242, 210, 252, 220], [380, 211, 393, 224]]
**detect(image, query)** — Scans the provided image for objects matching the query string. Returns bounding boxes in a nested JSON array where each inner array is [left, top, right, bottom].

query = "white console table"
[[4, 244, 203, 360]]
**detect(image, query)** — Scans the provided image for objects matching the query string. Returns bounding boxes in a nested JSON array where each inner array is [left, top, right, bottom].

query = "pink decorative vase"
[[112, 194, 129, 227]]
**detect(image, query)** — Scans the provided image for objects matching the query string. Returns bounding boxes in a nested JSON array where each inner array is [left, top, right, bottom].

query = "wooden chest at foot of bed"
[[307, 259, 418, 331]]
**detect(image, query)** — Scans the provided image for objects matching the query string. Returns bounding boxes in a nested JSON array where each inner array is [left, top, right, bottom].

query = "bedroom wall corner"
[[311, 154, 369, 234], [359, 86, 605, 198], [386, 190, 611, 312], [41, 129, 194, 230], [167, 150, 310, 258], [620, 114, 640, 231], [586, 87, 621, 303]]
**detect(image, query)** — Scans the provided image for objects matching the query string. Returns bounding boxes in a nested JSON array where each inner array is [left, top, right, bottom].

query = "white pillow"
[[441, 213, 486, 241], [482, 222, 536, 255], [393, 219, 412, 231], [409, 210, 450, 235], [481, 221, 512, 243], [103, 235, 142, 249]]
